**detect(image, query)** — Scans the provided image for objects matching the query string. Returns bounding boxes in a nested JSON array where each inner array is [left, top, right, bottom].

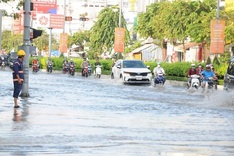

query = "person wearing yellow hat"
[[12, 50, 25, 108]]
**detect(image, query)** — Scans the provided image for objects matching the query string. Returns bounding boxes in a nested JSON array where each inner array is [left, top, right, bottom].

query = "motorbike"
[[188, 74, 200, 89], [154, 73, 165, 86], [1, 60, 5, 70], [32, 64, 39, 73], [63, 63, 69, 74], [69, 64, 75, 76], [202, 77, 214, 93], [82, 67, 89, 77], [47, 63, 53, 73], [95, 65, 102, 78], [88, 65, 92, 76]]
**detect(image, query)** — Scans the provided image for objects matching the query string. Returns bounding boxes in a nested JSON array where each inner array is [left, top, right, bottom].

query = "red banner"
[[114, 28, 125, 53], [59, 33, 68, 53], [210, 20, 225, 54]]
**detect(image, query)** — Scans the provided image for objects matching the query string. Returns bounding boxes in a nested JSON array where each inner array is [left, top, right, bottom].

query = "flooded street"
[[1, 69, 234, 156]]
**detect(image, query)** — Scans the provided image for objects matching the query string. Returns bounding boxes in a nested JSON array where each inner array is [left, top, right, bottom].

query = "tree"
[[1, 30, 23, 52], [89, 6, 131, 58], [32, 30, 58, 56], [68, 30, 90, 52]]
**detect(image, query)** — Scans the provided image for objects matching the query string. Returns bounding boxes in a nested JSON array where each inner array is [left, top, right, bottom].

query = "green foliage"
[[213, 55, 220, 66], [89, 6, 131, 57], [1, 30, 23, 52], [206, 57, 211, 65]]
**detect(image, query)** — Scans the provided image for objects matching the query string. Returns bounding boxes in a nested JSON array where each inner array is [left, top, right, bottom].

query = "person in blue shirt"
[[201, 64, 217, 90], [12, 50, 25, 108]]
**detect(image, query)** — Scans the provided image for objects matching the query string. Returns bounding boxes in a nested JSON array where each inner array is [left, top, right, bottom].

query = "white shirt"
[[153, 67, 165, 76]]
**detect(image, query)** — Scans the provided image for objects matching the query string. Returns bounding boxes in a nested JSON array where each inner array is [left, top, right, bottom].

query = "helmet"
[[206, 64, 211, 69], [157, 62, 161, 65], [191, 63, 195, 67], [17, 50, 26, 56]]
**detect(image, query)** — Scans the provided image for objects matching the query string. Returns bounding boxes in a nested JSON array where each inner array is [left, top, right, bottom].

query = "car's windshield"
[[123, 61, 146, 68], [227, 61, 234, 75]]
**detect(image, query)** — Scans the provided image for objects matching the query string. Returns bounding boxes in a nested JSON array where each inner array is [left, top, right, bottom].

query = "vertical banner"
[[114, 28, 125, 53], [225, 0, 234, 11], [210, 20, 225, 54], [59, 33, 68, 53]]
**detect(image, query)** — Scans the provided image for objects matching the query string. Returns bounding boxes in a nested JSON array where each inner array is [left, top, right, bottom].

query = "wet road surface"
[[1, 69, 234, 156]]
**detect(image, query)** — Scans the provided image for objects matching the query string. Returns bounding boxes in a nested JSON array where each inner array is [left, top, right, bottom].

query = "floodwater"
[[1, 69, 234, 156]]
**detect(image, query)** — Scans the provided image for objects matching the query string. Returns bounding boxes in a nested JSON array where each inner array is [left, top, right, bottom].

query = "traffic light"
[[30, 28, 42, 40], [79, 17, 89, 21], [65, 16, 72, 21]]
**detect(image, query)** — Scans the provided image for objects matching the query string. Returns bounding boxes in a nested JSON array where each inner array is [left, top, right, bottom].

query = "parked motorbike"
[[188, 74, 200, 89], [47, 63, 53, 73], [69, 64, 75, 76], [82, 67, 89, 77], [32, 64, 39, 73], [154, 73, 165, 86], [94, 65, 102, 78]]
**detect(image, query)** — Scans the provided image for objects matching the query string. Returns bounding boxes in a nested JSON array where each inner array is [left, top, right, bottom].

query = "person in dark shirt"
[[12, 50, 25, 108]]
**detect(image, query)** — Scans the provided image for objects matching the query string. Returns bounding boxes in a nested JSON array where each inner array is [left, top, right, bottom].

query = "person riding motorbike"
[[94, 58, 101, 75], [68, 59, 76, 75], [201, 65, 217, 91], [81, 58, 89, 76], [32, 57, 39, 72], [196, 63, 203, 76], [153, 62, 166, 85], [210, 64, 218, 89], [62, 57, 69, 73], [187, 63, 199, 88], [46, 57, 53, 73]]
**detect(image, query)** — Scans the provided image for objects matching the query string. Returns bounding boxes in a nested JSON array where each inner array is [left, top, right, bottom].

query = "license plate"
[[136, 76, 142, 80]]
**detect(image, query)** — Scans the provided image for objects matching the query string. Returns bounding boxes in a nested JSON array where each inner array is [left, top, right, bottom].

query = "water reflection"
[[12, 101, 30, 131]]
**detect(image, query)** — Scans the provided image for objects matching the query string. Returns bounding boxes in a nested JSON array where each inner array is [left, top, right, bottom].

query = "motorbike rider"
[[46, 57, 53, 72], [210, 64, 218, 89], [187, 63, 199, 88], [94, 58, 101, 75], [153, 62, 166, 85], [63, 57, 69, 72], [201, 64, 217, 91], [196, 63, 203, 76], [32, 57, 39, 72], [81, 58, 89, 76]]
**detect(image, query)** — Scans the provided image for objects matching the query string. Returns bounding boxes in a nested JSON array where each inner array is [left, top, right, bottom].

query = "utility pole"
[[0, 9, 4, 51], [49, 27, 53, 57], [20, 0, 31, 97]]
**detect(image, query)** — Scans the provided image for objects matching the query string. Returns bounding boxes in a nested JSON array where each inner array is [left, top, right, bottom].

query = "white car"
[[111, 59, 152, 84]]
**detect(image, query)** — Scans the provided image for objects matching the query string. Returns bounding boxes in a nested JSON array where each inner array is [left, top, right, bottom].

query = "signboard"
[[32, 0, 57, 14], [37, 13, 50, 28], [50, 14, 64, 29], [225, 0, 234, 11], [36, 13, 64, 29], [59, 33, 68, 53], [114, 28, 125, 53], [210, 20, 225, 54]]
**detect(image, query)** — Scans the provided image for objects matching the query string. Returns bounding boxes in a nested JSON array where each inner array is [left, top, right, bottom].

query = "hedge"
[[30, 57, 228, 83]]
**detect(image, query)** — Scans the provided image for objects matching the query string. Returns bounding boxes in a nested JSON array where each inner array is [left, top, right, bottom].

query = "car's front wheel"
[[111, 73, 114, 79]]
